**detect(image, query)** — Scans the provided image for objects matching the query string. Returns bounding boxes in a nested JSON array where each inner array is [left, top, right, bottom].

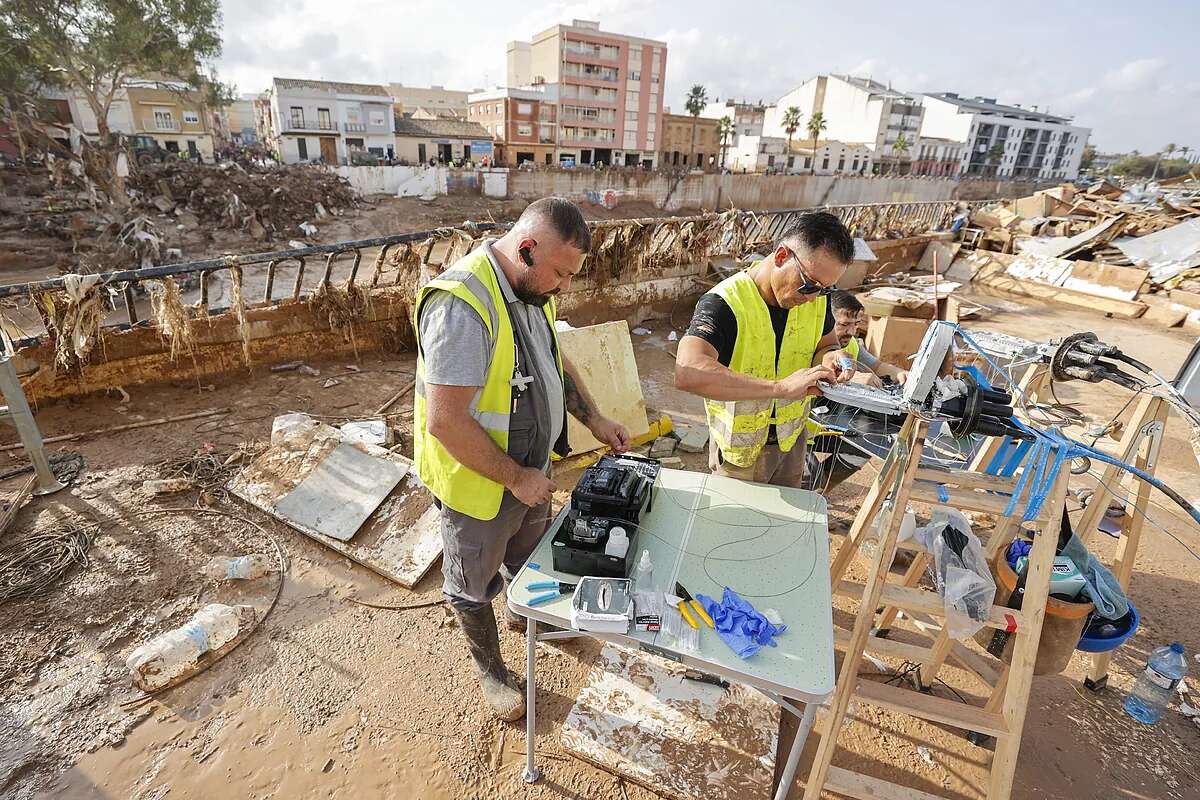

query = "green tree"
[[891, 133, 910, 175], [806, 111, 826, 175], [1080, 144, 1097, 172], [781, 106, 801, 171], [0, 0, 227, 206], [716, 115, 734, 170], [684, 84, 708, 170], [985, 143, 1004, 177], [1180, 145, 1191, 165]]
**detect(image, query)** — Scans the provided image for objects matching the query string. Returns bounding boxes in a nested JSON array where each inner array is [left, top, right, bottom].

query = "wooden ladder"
[[805, 414, 1070, 800]]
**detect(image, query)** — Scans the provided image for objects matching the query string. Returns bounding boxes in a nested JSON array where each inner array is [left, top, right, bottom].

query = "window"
[[318, 108, 331, 129], [153, 109, 175, 130], [297, 138, 308, 160], [647, 113, 656, 132], [837, 157, 845, 170], [495, 124, 503, 136], [822, 157, 829, 169], [495, 103, 502, 114], [626, 90, 639, 106], [517, 102, 532, 115], [517, 123, 532, 137], [290, 107, 304, 128], [743, 128, 751, 136], [646, 132, 654, 146], [625, 110, 638, 121], [629, 45, 642, 63], [630, 70, 641, 81], [369, 111, 386, 127], [182, 110, 199, 124]]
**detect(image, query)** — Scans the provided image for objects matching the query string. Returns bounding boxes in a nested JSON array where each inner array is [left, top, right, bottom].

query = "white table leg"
[[522, 614, 541, 784], [773, 701, 818, 800]]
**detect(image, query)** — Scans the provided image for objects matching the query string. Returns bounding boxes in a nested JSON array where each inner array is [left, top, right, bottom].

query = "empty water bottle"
[[200, 554, 272, 580], [1124, 642, 1187, 724]]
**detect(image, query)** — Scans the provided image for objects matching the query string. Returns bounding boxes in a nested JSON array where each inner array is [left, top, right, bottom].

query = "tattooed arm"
[[562, 356, 629, 452]]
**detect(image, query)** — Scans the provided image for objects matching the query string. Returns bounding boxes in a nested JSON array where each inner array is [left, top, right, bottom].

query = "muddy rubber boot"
[[453, 604, 525, 722], [499, 572, 526, 632]]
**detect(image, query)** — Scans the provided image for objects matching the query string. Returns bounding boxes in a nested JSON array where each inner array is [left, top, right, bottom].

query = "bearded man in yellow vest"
[[414, 198, 629, 721], [675, 212, 857, 487]]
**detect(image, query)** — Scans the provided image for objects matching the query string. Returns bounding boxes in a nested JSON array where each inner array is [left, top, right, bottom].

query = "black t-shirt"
[[685, 293, 835, 367]]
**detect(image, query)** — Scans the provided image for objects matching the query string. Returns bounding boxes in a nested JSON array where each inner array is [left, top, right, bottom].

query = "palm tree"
[[782, 106, 802, 172], [1152, 142, 1177, 180], [685, 84, 708, 170], [1180, 145, 1191, 164], [986, 143, 1004, 177], [717, 115, 734, 170], [806, 111, 827, 175], [891, 133, 910, 175]]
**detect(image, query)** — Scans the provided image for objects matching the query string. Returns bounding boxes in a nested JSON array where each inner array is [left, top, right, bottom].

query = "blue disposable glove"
[[697, 587, 787, 659]]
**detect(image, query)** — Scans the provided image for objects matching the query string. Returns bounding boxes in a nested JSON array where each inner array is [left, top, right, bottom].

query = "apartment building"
[[918, 93, 1090, 181], [660, 112, 720, 170], [215, 93, 259, 148], [702, 99, 768, 139], [909, 137, 963, 177], [261, 78, 395, 164], [66, 78, 216, 159], [726, 135, 788, 173], [506, 19, 667, 168], [387, 84, 471, 117], [468, 85, 558, 166], [765, 74, 924, 175]]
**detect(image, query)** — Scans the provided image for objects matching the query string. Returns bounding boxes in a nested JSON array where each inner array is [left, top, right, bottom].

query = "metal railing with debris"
[[0, 200, 982, 348]]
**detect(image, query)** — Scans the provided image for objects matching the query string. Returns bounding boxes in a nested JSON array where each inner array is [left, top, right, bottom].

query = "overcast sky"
[[218, 0, 1197, 154]]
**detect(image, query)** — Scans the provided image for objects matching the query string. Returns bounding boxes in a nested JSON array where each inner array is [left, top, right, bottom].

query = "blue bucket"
[[1076, 602, 1139, 653]]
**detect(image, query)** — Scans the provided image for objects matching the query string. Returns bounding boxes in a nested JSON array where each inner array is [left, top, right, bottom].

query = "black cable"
[[1111, 350, 1153, 375]]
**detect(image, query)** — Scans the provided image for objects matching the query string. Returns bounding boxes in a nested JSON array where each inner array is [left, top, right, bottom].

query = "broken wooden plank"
[[557, 320, 650, 454], [972, 260, 1147, 319]]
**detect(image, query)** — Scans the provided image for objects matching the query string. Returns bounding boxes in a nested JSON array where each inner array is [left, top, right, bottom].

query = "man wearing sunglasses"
[[675, 212, 857, 488]]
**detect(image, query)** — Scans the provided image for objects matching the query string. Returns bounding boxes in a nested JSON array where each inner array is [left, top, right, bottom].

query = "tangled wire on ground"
[[0, 523, 96, 602], [156, 444, 263, 504]]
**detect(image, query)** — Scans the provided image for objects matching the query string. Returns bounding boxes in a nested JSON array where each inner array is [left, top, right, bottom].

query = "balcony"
[[144, 117, 181, 132], [344, 122, 366, 133], [286, 118, 338, 133], [562, 64, 620, 83]]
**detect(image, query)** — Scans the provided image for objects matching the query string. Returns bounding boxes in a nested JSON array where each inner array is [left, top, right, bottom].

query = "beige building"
[[393, 115, 494, 165], [387, 84, 471, 117], [506, 19, 666, 167], [67, 78, 216, 159], [660, 112, 720, 170]]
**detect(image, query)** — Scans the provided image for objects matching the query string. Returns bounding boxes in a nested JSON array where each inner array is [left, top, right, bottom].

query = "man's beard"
[[513, 274, 558, 306]]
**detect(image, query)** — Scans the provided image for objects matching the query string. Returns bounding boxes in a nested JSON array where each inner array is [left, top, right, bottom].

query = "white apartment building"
[[764, 74, 924, 174], [702, 99, 768, 139], [787, 140, 874, 175], [918, 93, 1090, 181], [726, 135, 788, 173], [505, 19, 666, 167], [262, 78, 395, 164]]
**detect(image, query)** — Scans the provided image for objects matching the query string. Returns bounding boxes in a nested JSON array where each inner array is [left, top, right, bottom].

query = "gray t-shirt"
[[419, 240, 565, 470]]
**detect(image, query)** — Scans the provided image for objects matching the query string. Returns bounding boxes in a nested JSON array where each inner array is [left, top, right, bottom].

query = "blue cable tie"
[[937, 484, 949, 503]]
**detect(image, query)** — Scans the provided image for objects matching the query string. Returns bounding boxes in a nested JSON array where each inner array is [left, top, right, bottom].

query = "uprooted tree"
[[0, 0, 229, 207]]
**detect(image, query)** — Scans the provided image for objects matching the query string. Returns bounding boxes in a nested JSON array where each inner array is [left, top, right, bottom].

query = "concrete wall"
[[505, 170, 1051, 211], [335, 165, 447, 196]]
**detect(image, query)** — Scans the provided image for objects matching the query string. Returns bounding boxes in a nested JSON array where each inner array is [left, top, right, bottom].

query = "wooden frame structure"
[[806, 414, 1071, 800]]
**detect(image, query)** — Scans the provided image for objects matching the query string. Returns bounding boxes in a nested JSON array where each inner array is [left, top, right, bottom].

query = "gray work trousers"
[[709, 436, 808, 489], [439, 493, 552, 612]]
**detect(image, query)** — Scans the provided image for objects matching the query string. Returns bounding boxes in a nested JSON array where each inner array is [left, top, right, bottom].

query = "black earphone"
[[518, 245, 534, 267]]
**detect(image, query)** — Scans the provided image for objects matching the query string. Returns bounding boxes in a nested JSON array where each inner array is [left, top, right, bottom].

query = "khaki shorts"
[[708, 436, 807, 489], [439, 492, 552, 612]]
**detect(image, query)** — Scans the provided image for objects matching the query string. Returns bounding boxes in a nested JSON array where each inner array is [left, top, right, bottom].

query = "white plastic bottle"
[[631, 549, 653, 592], [604, 526, 630, 559], [126, 604, 256, 690], [200, 554, 272, 580]]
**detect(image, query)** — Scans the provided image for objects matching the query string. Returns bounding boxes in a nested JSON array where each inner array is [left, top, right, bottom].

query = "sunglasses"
[[789, 250, 835, 296]]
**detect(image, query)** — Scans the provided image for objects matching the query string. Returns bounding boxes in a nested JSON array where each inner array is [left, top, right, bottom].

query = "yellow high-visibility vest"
[[703, 266, 826, 468], [413, 248, 562, 520]]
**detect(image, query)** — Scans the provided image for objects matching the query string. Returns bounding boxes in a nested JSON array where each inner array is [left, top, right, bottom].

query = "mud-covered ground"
[[1, 284, 1198, 800]]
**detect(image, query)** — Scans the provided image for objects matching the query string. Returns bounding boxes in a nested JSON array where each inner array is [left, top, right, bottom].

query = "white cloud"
[[1102, 58, 1166, 92]]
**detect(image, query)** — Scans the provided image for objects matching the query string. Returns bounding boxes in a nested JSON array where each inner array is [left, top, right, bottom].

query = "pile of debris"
[[955, 175, 1200, 327], [127, 160, 359, 243]]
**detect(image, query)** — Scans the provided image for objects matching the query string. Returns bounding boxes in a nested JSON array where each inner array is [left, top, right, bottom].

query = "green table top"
[[507, 468, 836, 700]]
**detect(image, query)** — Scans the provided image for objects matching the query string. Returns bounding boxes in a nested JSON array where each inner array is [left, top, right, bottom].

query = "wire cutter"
[[676, 583, 715, 628], [527, 580, 576, 606]]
